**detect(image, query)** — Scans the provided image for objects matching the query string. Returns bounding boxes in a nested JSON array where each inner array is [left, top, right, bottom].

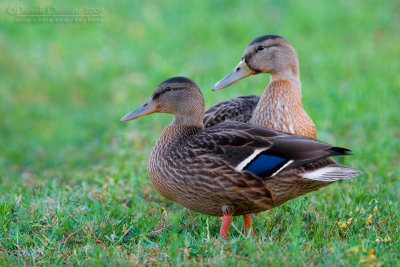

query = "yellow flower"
[[359, 254, 376, 264], [370, 254, 376, 261], [337, 221, 343, 226], [384, 236, 391, 242], [373, 206, 378, 212], [349, 246, 359, 253], [369, 248, 375, 255], [375, 238, 380, 243], [366, 214, 372, 225], [340, 223, 347, 228], [362, 248, 367, 252]]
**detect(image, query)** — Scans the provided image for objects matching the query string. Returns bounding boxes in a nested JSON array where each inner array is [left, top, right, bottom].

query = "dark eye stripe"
[[244, 43, 282, 72], [264, 44, 280, 49], [152, 92, 162, 99], [153, 87, 186, 99], [257, 44, 280, 52]]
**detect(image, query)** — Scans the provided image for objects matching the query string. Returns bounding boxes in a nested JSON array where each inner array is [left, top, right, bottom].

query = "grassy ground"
[[1, 0, 399, 265]]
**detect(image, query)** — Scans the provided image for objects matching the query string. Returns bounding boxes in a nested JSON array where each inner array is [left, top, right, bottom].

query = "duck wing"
[[203, 95, 260, 128], [187, 121, 361, 181]]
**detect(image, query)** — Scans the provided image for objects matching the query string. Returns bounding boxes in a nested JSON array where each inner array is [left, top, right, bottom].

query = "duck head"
[[121, 77, 205, 126], [212, 35, 300, 91]]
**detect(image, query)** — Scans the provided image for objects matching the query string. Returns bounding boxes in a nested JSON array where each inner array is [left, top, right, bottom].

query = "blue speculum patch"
[[244, 153, 287, 177]]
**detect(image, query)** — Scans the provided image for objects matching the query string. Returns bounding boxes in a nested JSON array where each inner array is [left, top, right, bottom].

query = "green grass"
[[1, 0, 399, 265]]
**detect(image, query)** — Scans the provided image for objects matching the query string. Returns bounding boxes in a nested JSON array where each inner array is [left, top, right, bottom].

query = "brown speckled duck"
[[121, 77, 361, 239], [205, 35, 316, 139]]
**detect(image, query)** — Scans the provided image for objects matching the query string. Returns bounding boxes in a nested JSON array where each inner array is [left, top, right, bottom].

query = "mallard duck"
[[205, 35, 316, 139], [121, 77, 361, 239]]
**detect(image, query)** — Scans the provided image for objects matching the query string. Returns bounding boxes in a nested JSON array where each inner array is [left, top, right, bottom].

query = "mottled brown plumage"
[[250, 80, 316, 138], [203, 95, 259, 128], [121, 77, 361, 239], [208, 35, 316, 138]]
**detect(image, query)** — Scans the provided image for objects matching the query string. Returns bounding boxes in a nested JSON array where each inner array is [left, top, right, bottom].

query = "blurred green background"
[[0, 0, 399, 265]]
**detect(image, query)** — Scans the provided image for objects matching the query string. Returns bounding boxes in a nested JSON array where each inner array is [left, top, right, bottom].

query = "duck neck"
[[154, 112, 204, 151], [171, 112, 204, 128], [249, 78, 303, 131], [270, 66, 301, 91]]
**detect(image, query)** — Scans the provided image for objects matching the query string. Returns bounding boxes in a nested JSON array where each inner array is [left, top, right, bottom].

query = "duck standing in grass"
[[205, 35, 318, 233], [121, 77, 361, 239], [205, 35, 316, 139]]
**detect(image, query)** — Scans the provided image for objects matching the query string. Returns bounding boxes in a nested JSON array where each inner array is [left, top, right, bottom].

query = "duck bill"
[[212, 60, 255, 91], [120, 98, 159, 122]]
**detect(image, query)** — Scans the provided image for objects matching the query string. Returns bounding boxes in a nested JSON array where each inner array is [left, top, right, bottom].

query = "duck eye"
[[165, 86, 172, 92], [257, 45, 265, 51]]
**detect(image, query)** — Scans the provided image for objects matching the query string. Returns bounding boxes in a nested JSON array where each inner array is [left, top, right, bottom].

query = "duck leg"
[[243, 214, 255, 237], [219, 214, 232, 240]]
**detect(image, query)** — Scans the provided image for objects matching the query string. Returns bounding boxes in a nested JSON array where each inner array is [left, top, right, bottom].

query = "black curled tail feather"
[[327, 147, 353, 156]]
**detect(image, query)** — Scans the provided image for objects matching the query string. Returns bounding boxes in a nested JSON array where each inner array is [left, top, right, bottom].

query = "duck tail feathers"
[[301, 166, 362, 182], [328, 147, 353, 156]]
